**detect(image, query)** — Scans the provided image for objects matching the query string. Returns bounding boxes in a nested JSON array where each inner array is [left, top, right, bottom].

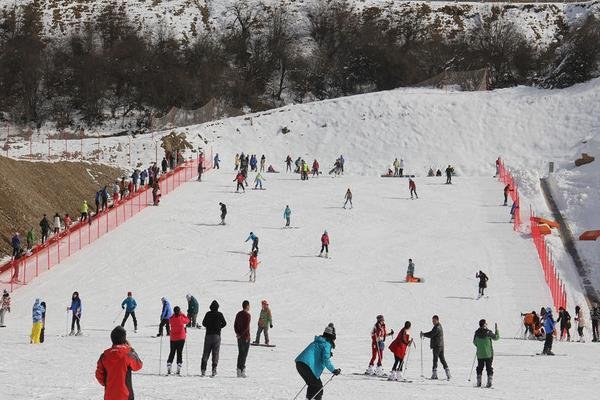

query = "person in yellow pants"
[[31, 299, 45, 344]]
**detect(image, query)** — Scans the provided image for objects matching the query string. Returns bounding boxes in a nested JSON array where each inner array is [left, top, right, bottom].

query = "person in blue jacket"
[[542, 307, 556, 355], [157, 297, 173, 337], [121, 291, 138, 332], [214, 153, 220, 169], [283, 205, 292, 227], [295, 323, 341, 400], [67, 291, 82, 336], [245, 232, 259, 253], [11, 232, 21, 259]]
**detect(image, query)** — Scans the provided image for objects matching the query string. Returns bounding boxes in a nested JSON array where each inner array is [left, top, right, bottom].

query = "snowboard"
[[250, 343, 276, 347]]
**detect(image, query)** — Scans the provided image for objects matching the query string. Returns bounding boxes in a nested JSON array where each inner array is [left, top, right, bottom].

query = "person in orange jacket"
[[249, 250, 260, 282], [167, 306, 190, 375], [96, 326, 143, 400]]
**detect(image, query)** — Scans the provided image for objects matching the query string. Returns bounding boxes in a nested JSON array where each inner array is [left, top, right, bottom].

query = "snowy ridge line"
[[539, 178, 600, 305], [0, 156, 209, 294]]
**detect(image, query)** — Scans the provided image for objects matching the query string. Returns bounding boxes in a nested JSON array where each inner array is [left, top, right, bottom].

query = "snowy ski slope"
[[1, 168, 598, 399]]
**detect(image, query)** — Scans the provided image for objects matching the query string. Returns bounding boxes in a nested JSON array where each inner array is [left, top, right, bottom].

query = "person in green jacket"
[[186, 294, 199, 328], [473, 319, 499, 388], [253, 300, 273, 345], [26, 228, 35, 251]]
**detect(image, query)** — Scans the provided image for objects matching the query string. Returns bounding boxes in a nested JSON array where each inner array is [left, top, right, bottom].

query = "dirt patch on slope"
[[0, 156, 123, 258]]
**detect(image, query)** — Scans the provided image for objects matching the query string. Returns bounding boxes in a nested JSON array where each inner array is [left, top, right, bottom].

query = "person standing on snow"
[[295, 323, 341, 400], [219, 202, 227, 225], [260, 155, 266, 172], [591, 303, 600, 342], [574, 305, 586, 342], [31, 298, 45, 343], [476, 270, 489, 298], [10, 232, 20, 259], [343, 188, 353, 209], [312, 159, 320, 176], [166, 306, 190, 375], [409, 178, 418, 199], [556, 307, 571, 341], [388, 321, 412, 381], [285, 155, 293, 173], [53, 213, 62, 234], [254, 172, 265, 189], [0, 290, 11, 327], [157, 297, 173, 337], [319, 230, 329, 258], [80, 200, 89, 222], [26, 227, 35, 252], [67, 291, 83, 336], [197, 160, 204, 182], [96, 326, 143, 399], [234, 300, 252, 378], [120, 292, 138, 332], [39, 214, 50, 244], [503, 184, 512, 206], [234, 171, 245, 193], [445, 165, 454, 184], [366, 315, 394, 376], [541, 307, 556, 355], [213, 153, 220, 169], [245, 232, 259, 253], [254, 300, 273, 345], [473, 319, 499, 388], [421, 315, 451, 380], [235, 153, 240, 170], [248, 250, 260, 282], [283, 205, 292, 227], [398, 158, 404, 177], [393, 158, 400, 176], [186, 294, 199, 328], [201, 300, 227, 377]]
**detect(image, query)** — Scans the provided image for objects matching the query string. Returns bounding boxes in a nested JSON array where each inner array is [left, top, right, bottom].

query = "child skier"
[[476, 270, 489, 298], [409, 178, 418, 199], [67, 291, 82, 336], [248, 250, 260, 282], [219, 202, 227, 225], [541, 307, 555, 355], [319, 230, 329, 258], [343, 188, 353, 209], [167, 306, 190, 375], [473, 319, 499, 388], [31, 298, 45, 344], [254, 300, 273, 345], [121, 291, 138, 332], [0, 290, 10, 327], [157, 297, 173, 337], [366, 315, 394, 376], [245, 232, 259, 253], [388, 321, 412, 381], [283, 205, 291, 227]]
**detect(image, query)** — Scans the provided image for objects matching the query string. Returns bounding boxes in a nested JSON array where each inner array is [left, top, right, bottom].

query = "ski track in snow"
[[1, 170, 598, 399]]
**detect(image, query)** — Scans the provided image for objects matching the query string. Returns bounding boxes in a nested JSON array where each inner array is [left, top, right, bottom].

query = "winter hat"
[[110, 326, 127, 345], [479, 319, 486, 328], [323, 323, 336, 341], [127, 291, 132, 297], [376, 315, 384, 322], [210, 300, 219, 311], [2, 289, 8, 296], [173, 306, 181, 315], [546, 307, 552, 314]]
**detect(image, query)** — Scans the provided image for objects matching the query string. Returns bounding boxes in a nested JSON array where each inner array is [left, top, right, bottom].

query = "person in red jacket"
[[312, 159, 320, 176], [388, 321, 413, 381], [96, 326, 143, 400], [409, 178, 418, 199], [366, 315, 394, 376], [167, 306, 190, 375], [234, 300, 252, 378], [248, 250, 260, 282], [319, 230, 329, 258], [234, 172, 245, 192]]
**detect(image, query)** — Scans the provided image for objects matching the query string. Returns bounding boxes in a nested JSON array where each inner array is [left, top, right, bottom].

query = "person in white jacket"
[[53, 213, 62, 234], [574, 305, 587, 342]]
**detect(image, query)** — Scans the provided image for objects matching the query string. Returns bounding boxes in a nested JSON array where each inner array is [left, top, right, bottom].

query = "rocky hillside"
[[0, 0, 598, 48]]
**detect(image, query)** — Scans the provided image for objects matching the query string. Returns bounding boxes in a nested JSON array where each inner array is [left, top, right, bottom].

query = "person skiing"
[[219, 202, 227, 225], [421, 315, 451, 380], [366, 315, 394, 376], [234, 171, 245, 193], [166, 306, 189, 375], [26, 227, 35, 252], [473, 319, 499, 388], [495, 157, 501, 177], [201, 300, 227, 377], [312, 159, 320, 177], [409, 178, 418, 199], [96, 326, 143, 400], [503, 184, 512, 206], [393, 158, 400, 176], [285, 155, 292, 173], [476, 270, 489, 298], [157, 297, 173, 337], [234, 300, 252, 378], [556, 307, 571, 341], [283, 205, 292, 227], [186, 294, 199, 328], [67, 291, 83, 336], [235, 153, 240, 170], [574, 305, 586, 342], [541, 307, 555, 355], [398, 158, 404, 177], [343, 188, 353, 209], [254, 172, 265, 189], [120, 292, 138, 333], [39, 214, 50, 244], [213, 153, 220, 169], [388, 321, 412, 381], [254, 300, 273, 345], [80, 200, 89, 222], [248, 250, 260, 282], [245, 232, 259, 253], [445, 165, 454, 184], [10, 232, 20, 259], [339, 155, 345, 174], [0, 290, 11, 327], [319, 230, 329, 258], [509, 201, 519, 222], [591, 303, 600, 342], [295, 323, 341, 400], [197, 159, 204, 182], [405, 258, 421, 282], [31, 298, 45, 344]]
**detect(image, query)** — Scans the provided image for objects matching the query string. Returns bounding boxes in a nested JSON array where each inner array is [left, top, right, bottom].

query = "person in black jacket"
[[201, 300, 227, 377], [219, 203, 227, 225], [476, 271, 489, 298], [39, 215, 50, 244], [556, 307, 571, 341], [421, 315, 451, 380]]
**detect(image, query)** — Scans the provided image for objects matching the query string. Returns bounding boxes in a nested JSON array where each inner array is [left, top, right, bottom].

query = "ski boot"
[[476, 375, 482, 387], [430, 369, 438, 380], [176, 364, 181, 375], [75, 330, 83, 336], [486, 375, 493, 388], [166, 363, 172, 375], [69, 330, 75, 336], [241, 369, 247, 378], [237, 368, 242, 378], [444, 368, 451, 380], [396, 370, 403, 381], [211, 367, 217, 377], [387, 371, 397, 381], [201, 370, 206, 377], [374, 365, 385, 377], [365, 365, 375, 375]]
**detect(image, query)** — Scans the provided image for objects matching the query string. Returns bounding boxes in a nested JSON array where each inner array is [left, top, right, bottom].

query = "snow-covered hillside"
[[1, 168, 596, 400], [1, 0, 599, 48]]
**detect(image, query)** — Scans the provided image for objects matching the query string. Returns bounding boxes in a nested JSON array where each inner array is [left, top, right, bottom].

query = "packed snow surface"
[[0, 169, 597, 399]]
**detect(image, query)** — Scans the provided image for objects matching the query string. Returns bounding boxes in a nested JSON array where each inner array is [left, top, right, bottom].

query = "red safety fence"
[[497, 158, 567, 310], [0, 151, 212, 293]]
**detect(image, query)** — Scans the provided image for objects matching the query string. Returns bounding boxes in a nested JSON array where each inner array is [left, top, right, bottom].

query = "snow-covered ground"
[[0, 168, 597, 399]]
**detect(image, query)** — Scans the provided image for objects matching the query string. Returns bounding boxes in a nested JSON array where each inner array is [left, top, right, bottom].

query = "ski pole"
[[309, 375, 335, 400], [112, 308, 124, 324], [159, 334, 164, 375], [467, 352, 477, 382], [402, 344, 412, 376], [66, 309, 70, 335], [420, 336, 424, 377], [291, 384, 307, 400], [185, 337, 189, 376]]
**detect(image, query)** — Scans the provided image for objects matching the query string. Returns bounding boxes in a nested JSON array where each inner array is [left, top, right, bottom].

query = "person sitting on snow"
[[405, 259, 421, 283]]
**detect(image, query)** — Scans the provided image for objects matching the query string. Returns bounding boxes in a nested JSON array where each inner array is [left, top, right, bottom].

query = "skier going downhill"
[[219, 202, 227, 225], [476, 270, 489, 298], [319, 230, 329, 258], [366, 315, 394, 376], [473, 319, 499, 388], [388, 321, 412, 381], [421, 315, 451, 380], [283, 205, 292, 227], [245, 232, 259, 253], [248, 250, 260, 283], [409, 178, 418, 199], [343, 188, 353, 209]]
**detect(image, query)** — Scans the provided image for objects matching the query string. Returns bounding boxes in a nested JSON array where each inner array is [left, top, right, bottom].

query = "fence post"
[[36, 252, 39, 277]]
